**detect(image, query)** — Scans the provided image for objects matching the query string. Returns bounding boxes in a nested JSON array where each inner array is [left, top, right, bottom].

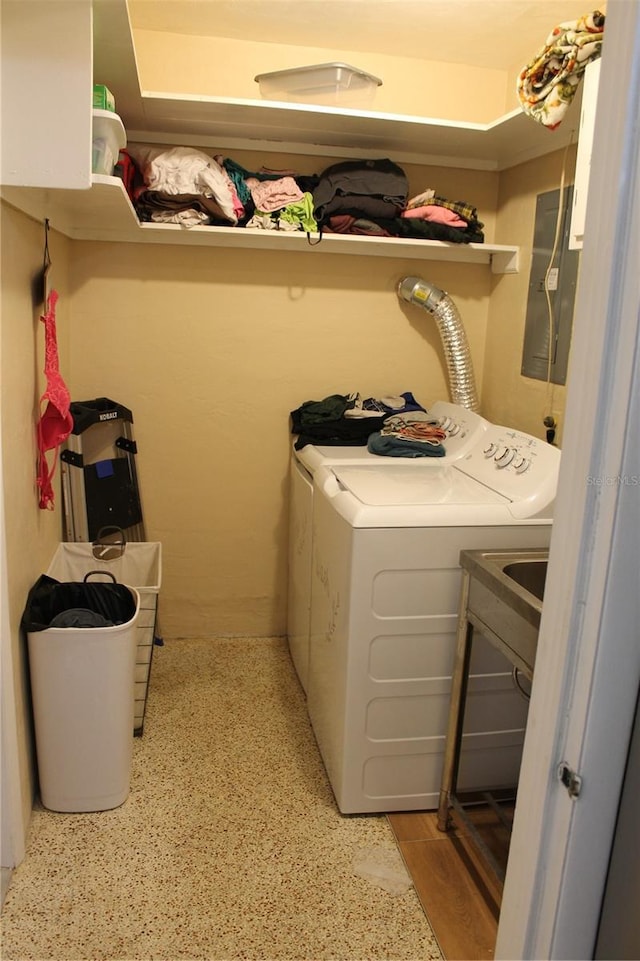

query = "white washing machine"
[[305, 417, 560, 814], [287, 401, 489, 693]]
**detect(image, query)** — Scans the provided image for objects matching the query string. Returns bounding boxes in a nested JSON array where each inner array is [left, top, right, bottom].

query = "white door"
[[496, 2, 640, 958], [1, 422, 27, 891]]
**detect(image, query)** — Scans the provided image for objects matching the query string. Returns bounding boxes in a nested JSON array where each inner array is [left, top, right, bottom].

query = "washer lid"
[[332, 464, 509, 506]]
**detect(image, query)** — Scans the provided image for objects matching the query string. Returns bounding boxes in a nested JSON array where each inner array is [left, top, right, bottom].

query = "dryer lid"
[[331, 464, 508, 507]]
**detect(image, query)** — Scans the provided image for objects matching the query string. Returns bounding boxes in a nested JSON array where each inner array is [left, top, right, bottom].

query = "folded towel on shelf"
[[135, 190, 232, 227], [313, 158, 408, 226], [128, 145, 241, 223], [401, 205, 468, 227], [246, 176, 304, 213], [517, 9, 605, 129]]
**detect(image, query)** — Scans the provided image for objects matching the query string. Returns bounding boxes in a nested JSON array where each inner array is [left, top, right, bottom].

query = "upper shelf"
[[4, 0, 560, 270], [133, 93, 581, 172], [93, 0, 581, 173], [0, 175, 518, 273]]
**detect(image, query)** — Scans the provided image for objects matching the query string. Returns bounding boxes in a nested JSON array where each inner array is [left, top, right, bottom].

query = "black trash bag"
[[22, 574, 136, 633]]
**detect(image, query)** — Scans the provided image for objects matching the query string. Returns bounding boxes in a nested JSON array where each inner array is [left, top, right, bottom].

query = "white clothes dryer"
[[287, 402, 488, 692], [305, 417, 560, 814]]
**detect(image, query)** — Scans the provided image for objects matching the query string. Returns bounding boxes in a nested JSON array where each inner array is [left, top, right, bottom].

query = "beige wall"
[[1, 202, 71, 822], [133, 30, 507, 123], [65, 145, 579, 641], [1, 143, 574, 658], [66, 153, 496, 638], [482, 145, 577, 443]]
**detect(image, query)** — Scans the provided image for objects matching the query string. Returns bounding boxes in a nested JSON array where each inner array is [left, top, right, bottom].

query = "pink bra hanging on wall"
[[36, 289, 73, 510]]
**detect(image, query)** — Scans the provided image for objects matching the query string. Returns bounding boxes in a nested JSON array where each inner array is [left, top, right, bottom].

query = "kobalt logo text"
[[99, 412, 118, 421]]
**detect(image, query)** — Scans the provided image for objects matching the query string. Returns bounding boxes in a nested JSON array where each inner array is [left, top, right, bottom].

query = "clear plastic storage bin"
[[254, 62, 382, 108], [91, 109, 126, 175]]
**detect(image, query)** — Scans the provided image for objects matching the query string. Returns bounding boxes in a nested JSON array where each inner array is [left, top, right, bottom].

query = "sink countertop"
[[460, 548, 549, 630]]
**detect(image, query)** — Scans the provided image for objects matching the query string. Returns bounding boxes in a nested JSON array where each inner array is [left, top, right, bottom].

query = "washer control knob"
[[448, 423, 460, 436], [484, 443, 498, 457], [514, 457, 531, 474], [495, 447, 515, 467], [440, 417, 452, 431]]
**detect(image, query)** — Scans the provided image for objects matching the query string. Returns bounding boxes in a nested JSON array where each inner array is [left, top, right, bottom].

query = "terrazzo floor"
[[0, 636, 443, 961]]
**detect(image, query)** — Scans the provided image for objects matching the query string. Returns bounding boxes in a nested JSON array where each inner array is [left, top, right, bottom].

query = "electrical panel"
[[522, 185, 579, 385]]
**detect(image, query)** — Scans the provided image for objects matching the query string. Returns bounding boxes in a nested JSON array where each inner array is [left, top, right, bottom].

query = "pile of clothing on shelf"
[[290, 391, 448, 458], [116, 147, 484, 245], [313, 158, 484, 243]]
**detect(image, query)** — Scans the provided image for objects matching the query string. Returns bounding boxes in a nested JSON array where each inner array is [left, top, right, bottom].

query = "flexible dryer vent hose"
[[397, 276, 480, 412]]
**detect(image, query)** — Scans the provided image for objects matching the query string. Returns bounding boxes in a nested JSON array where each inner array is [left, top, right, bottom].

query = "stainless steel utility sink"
[[437, 548, 550, 863], [460, 549, 549, 679], [503, 559, 547, 602]]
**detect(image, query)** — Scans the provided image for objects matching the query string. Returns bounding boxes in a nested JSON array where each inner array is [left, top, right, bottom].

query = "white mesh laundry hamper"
[[47, 539, 162, 734]]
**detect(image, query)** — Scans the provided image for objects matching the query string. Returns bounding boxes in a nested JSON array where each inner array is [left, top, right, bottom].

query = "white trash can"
[[47, 537, 161, 734], [24, 576, 140, 813]]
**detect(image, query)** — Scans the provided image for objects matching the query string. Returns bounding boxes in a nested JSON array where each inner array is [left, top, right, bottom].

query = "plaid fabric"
[[405, 189, 483, 229], [429, 196, 484, 229]]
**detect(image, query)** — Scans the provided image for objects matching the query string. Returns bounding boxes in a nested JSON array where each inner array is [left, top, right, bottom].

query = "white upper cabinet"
[[0, 0, 93, 189], [569, 58, 601, 250]]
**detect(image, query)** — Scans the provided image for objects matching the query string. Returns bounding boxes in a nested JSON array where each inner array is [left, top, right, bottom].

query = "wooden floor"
[[388, 801, 513, 961]]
